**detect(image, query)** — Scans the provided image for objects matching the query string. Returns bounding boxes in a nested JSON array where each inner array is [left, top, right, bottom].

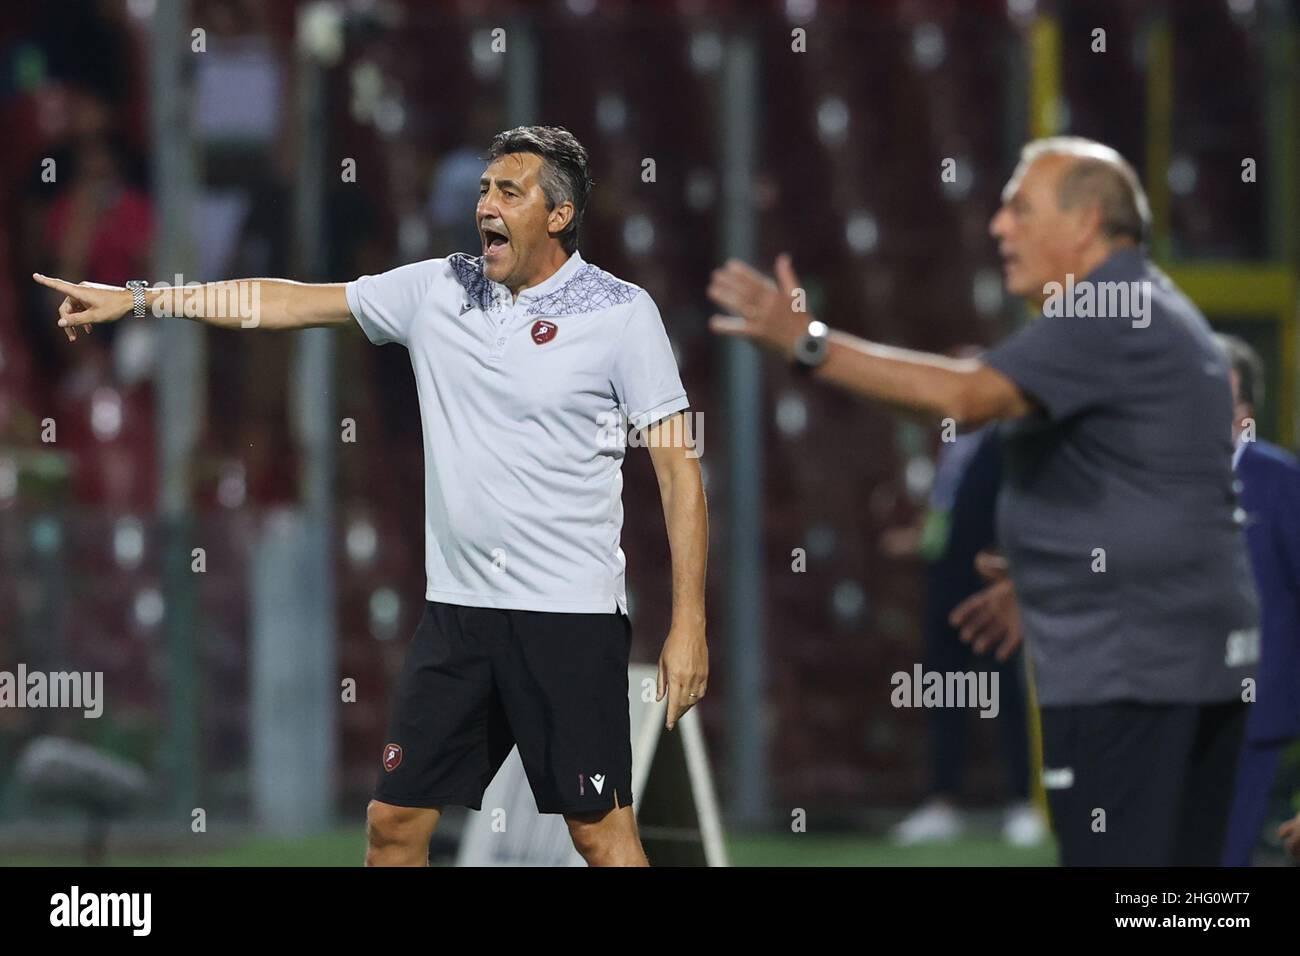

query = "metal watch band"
[[126, 280, 149, 318]]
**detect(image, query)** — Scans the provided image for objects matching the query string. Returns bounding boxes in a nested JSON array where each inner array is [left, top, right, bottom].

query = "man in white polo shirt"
[[33, 125, 709, 868]]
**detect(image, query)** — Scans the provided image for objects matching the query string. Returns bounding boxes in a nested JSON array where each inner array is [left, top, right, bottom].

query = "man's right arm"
[[705, 256, 1035, 427], [32, 274, 354, 340]]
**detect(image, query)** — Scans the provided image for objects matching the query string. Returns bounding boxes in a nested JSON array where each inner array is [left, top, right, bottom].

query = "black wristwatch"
[[125, 280, 150, 318], [791, 320, 830, 373]]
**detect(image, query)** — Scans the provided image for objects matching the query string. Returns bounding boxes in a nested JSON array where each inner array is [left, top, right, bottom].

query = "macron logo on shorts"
[[383, 743, 403, 772], [590, 773, 605, 795]]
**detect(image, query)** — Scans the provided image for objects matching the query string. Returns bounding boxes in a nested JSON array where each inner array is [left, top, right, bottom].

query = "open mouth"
[[482, 225, 510, 257]]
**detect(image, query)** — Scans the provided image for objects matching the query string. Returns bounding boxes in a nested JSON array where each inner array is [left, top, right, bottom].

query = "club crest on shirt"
[[531, 320, 558, 345], [382, 743, 403, 772]]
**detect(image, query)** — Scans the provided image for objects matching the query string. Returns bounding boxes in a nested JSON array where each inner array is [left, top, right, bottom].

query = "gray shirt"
[[983, 247, 1258, 706]]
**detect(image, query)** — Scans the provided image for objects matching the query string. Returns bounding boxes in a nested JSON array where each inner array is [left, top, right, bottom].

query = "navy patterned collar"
[[447, 252, 495, 312], [447, 250, 640, 318]]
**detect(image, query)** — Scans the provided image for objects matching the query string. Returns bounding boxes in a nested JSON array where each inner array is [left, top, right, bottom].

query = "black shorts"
[[374, 600, 634, 815], [1040, 700, 1247, 866]]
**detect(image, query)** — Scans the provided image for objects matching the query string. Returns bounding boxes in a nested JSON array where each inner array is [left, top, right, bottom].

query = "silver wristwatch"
[[125, 280, 150, 318], [792, 319, 830, 372]]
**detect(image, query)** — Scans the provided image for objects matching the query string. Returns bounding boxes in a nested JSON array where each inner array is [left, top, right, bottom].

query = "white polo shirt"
[[346, 250, 689, 613]]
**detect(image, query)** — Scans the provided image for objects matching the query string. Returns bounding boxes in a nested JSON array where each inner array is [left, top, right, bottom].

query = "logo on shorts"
[[590, 773, 606, 795], [531, 320, 558, 345], [382, 743, 403, 772]]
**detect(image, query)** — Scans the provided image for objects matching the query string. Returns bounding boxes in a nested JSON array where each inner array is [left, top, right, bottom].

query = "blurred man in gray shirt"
[[707, 136, 1257, 866]]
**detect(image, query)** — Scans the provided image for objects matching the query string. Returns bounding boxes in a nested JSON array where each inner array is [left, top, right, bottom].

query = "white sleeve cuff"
[[346, 279, 386, 346], [628, 394, 690, 432]]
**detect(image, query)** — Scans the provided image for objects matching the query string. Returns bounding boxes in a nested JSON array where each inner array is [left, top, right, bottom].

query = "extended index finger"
[[32, 273, 82, 298]]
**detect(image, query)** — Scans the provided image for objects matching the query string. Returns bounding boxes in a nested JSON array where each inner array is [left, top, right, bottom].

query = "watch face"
[[795, 334, 829, 366]]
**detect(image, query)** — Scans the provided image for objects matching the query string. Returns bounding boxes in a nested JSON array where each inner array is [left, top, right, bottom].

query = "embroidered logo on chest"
[[531, 320, 558, 345]]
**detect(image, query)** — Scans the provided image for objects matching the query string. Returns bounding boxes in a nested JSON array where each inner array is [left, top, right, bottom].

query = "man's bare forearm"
[[143, 279, 353, 330], [658, 460, 708, 632], [811, 331, 1030, 426], [704, 257, 1031, 426]]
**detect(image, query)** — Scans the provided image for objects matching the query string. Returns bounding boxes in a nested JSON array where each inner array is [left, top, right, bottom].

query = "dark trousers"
[[1040, 701, 1247, 866], [924, 619, 1030, 801]]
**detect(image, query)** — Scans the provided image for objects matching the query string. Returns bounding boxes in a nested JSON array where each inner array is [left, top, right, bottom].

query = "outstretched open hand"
[[706, 254, 812, 357]]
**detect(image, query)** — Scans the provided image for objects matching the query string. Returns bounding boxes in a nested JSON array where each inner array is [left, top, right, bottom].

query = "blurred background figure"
[[1217, 334, 1300, 867], [427, 104, 505, 256], [881, 348, 1041, 848]]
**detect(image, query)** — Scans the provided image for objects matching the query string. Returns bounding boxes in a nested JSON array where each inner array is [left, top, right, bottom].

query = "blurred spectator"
[[427, 105, 503, 256], [45, 132, 153, 294], [1217, 334, 1300, 866], [884, 421, 1041, 846]]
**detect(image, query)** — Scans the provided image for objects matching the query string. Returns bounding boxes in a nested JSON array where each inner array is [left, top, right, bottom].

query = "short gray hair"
[[486, 126, 592, 255], [1017, 136, 1152, 244]]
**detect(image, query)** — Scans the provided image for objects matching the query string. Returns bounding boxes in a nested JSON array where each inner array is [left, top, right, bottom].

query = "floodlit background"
[[1, 0, 1297, 865]]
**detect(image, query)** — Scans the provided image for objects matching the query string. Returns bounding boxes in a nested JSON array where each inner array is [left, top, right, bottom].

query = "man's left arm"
[[646, 416, 709, 730]]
